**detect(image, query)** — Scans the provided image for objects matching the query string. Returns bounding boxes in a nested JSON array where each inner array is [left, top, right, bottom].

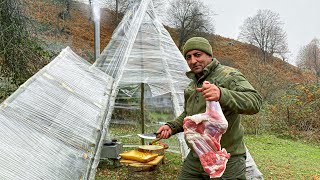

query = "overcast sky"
[[202, 0, 320, 65]]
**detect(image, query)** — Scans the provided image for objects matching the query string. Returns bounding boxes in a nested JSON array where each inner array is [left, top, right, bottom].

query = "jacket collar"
[[186, 58, 220, 82]]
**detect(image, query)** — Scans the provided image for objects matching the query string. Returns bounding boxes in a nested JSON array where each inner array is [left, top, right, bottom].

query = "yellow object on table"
[[120, 155, 164, 166], [119, 150, 158, 163], [146, 155, 164, 165]]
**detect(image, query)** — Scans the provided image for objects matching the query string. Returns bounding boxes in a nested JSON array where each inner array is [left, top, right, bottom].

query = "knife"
[[137, 132, 159, 139]]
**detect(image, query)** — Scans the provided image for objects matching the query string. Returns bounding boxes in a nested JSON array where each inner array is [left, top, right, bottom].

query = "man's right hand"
[[156, 125, 172, 139]]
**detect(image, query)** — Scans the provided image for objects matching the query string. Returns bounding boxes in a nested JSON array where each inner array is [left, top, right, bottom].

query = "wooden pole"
[[141, 83, 145, 145]]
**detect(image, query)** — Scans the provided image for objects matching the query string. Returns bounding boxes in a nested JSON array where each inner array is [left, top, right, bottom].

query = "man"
[[156, 37, 262, 179]]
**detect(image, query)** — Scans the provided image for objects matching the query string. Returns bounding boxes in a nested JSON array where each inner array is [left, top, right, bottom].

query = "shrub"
[[268, 83, 320, 142], [242, 82, 320, 143]]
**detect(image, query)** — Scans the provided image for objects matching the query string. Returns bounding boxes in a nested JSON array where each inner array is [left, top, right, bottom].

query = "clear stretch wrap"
[[0, 47, 113, 179], [93, 0, 191, 158]]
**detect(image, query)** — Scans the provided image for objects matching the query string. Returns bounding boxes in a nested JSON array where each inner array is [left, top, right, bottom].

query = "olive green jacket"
[[166, 58, 262, 156]]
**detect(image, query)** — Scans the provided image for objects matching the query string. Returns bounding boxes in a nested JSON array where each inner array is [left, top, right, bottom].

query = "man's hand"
[[156, 125, 172, 139], [196, 81, 221, 101]]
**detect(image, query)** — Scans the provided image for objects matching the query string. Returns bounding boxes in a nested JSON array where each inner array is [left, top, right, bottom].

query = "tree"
[[296, 38, 320, 82], [239, 9, 288, 62], [103, 0, 168, 30], [105, 0, 131, 25], [0, 0, 49, 100], [56, 0, 72, 20], [152, 0, 167, 20], [166, 0, 214, 49], [245, 53, 285, 101]]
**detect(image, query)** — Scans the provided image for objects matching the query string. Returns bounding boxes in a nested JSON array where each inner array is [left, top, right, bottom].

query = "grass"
[[96, 133, 320, 180], [245, 134, 320, 179]]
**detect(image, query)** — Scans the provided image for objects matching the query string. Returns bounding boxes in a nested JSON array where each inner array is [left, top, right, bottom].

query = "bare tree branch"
[[239, 9, 288, 62], [296, 38, 320, 82], [166, 0, 215, 49]]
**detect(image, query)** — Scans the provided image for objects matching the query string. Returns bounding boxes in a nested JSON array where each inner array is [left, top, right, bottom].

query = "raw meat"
[[183, 100, 230, 178]]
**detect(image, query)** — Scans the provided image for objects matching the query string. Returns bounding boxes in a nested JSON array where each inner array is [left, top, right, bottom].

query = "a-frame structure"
[[93, 0, 191, 159]]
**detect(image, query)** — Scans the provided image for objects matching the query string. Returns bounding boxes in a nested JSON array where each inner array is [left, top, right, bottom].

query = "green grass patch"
[[245, 134, 320, 179]]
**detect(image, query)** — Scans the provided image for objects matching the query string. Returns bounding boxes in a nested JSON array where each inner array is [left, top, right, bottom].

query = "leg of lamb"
[[183, 100, 230, 178]]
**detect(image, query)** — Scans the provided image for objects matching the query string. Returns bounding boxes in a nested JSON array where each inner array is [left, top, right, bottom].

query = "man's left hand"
[[196, 81, 221, 101]]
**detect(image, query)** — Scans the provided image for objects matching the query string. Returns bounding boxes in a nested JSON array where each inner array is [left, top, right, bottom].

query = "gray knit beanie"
[[182, 37, 213, 58]]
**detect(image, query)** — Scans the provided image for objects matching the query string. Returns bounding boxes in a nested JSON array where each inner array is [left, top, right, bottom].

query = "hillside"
[[25, 0, 316, 93]]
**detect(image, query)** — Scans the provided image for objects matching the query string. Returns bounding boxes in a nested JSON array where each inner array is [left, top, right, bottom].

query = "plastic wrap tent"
[[93, 0, 191, 157], [0, 47, 114, 179]]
